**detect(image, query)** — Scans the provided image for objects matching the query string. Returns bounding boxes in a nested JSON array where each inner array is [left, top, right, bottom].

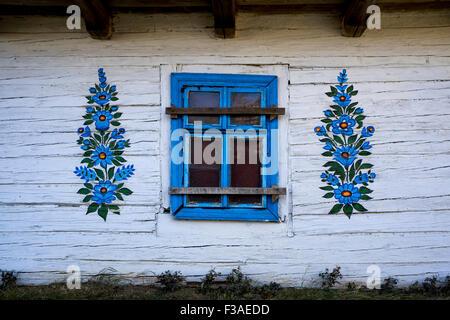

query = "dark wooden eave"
[[74, 0, 112, 40], [341, 0, 377, 37], [211, 0, 236, 39]]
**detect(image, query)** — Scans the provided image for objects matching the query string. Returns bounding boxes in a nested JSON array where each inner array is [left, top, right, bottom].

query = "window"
[[168, 73, 285, 221]]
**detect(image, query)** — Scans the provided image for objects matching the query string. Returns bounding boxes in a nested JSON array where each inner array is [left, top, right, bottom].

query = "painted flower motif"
[[314, 126, 326, 136], [110, 85, 117, 92], [111, 128, 123, 139], [326, 174, 339, 186], [74, 166, 97, 182], [83, 140, 90, 145], [362, 126, 375, 137], [321, 172, 327, 179], [336, 84, 347, 92], [323, 110, 333, 117], [93, 110, 113, 131], [334, 183, 361, 204], [370, 173, 376, 179], [355, 108, 364, 114], [117, 141, 126, 149], [337, 69, 348, 83], [323, 142, 334, 151], [86, 107, 94, 113], [91, 145, 113, 168], [361, 142, 372, 150], [115, 165, 135, 181], [111, 106, 119, 111], [92, 180, 117, 204], [354, 173, 369, 184], [332, 115, 355, 136], [89, 88, 96, 94], [333, 145, 358, 166], [92, 91, 111, 105], [77, 126, 91, 137], [333, 92, 352, 107]]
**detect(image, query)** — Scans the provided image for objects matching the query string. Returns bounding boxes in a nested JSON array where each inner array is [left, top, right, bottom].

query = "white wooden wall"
[[0, 9, 449, 286]]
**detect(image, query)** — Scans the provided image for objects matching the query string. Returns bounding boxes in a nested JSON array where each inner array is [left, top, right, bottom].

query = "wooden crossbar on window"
[[166, 105, 285, 117], [169, 187, 286, 201]]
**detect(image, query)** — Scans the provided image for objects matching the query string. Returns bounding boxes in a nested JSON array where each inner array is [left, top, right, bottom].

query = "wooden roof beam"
[[341, 0, 377, 37], [74, 0, 112, 40], [211, 0, 236, 39]]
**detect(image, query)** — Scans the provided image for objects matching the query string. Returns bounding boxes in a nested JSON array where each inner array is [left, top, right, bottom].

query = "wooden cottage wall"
[[0, 10, 449, 285]]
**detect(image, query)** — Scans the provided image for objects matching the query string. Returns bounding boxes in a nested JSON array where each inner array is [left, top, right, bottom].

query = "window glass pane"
[[229, 137, 262, 205], [230, 92, 261, 126], [188, 91, 220, 125], [187, 136, 221, 204]]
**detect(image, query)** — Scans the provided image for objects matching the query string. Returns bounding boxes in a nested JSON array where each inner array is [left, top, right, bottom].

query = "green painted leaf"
[[84, 120, 94, 125], [81, 158, 92, 164], [350, 90, 358, 96], [352, 202, 367, 212], [82, 195, 93, 202], [359, 186, 372, 194], [93, 133, 102, 142], [343, 204, 353, 217], [333, 135, 344, 145], [77, 188, 90, 195], [115, 193, 124, 201], [108, 167, 115, 180], [347, 135, 358, 144], [84, 183, 93, 189], [86, 203, 98, 214], [110, 97, 119, 101], [360, 163, 373, 169], [115, 156, 126, 163], [94, 168, 105, 180], [113, 112, 122, 118], [328, 203, 343, 215], [325, 92, 334, 97], [323, 192, 334, 199], [111, 159, 121, 166], [346, 85, 354, 93], [359, 151, 372, 156], [321, 118, 332, 124], [98, 205, 108, 221], [118, 188, 133, 195], [322, 151, 332, 157], [320, 186, 334, 191], [360, 195, 373, 200], [111, 121, 120, 126]]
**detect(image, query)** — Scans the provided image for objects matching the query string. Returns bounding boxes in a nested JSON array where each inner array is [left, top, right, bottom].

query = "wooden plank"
[[211, 0, 236, 38], [166, 106, 285, 115], [74, 0, 112, 40], [341, 0, 377, 37], [169, 187, 287, 195]]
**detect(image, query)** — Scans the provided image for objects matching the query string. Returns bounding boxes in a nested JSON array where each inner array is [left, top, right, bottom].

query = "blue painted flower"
[[92, 180, 117, 204], [361, 142, 372, 150], [111, 128, 123, 139], [111, 106, 118, 111], [362, 126, 375, 137], [355, 108, 363, 114], [77, 126, 91, 137], [91, 145, 113, 168], [323, 110, 333, 117], [321, 172, 327, 179], [334, 183, 361, 204], [86, 107, 94, 113], [337, 69, 348, 83], [333, 145, 358, 166], [370, 173, 376, 179], [314, 126, 326, 136], [115, 165, 135, 181], [354, 173, 369, 184], [93, 110, 113, 131], [332, 115, 355, 136], [83, 139, 90, 145], [110, 85, 117, 92], [92, 91, 111, 105], [333, 92, 352, 107], [323, 141, 334, 151], [98, 68, 104, 73], [89, 88, 96, 94], [99, 82, 107, 89], [117, 141, 126, 149], [74, 166, 97, 182], [336, 84, 347, 92], [81, 145, 88, 150], [326, 174, 339, 186], [99, 77, 107, 83]]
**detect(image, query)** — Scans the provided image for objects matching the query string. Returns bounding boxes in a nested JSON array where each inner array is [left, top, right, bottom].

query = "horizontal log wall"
[[0, 9, 449, 285]]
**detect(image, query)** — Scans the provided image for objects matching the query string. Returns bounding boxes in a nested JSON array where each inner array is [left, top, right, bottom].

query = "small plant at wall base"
[[74, 68, 134, 221], [314, 69, 376, 218]]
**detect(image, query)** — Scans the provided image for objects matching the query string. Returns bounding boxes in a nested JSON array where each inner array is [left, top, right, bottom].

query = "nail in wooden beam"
[[75, 0, 112, 40], [341, 0, 377, 37], [211, 0, 236, 39]]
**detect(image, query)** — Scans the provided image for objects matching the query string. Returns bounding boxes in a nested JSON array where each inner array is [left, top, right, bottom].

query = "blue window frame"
[[170, 73, 279, 222]]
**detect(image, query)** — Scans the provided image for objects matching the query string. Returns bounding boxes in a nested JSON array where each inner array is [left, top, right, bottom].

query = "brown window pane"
[[187, 136, 221, 204], [188, 91, 220, 125], [229, 137, 262, 205], [230, 92, 261, 126]]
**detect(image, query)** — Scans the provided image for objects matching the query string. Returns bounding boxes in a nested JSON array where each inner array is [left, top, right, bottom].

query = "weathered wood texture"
[[0, 10, 449, 285]]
